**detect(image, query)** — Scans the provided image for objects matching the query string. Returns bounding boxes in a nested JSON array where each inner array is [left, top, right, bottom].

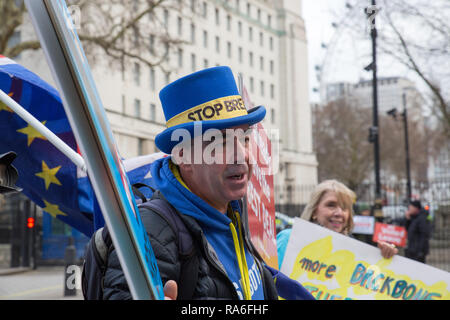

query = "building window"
[[121, 95, 126, 114], [133, 62, 141, 86], [226, 14, 231, 31], [177, 16, 183, 36], [215, 7, 220, 25], [165, 72, 170, 85], [268, 14, 272, 28], [191, 0, 196, 13], [271, 108, 275, 124], [270, 84, 275, 99], [270, 60, 274, 74], [236, 0, 240, 11], [150, 103, 156, 121], [203, 30, 208, 48], [163, 9, 169, 28], [134, 99, 141, 118], [149, 34, 155, 54], [248, 26, 253, 42], [269, 36, 273, 51], [257, 8, 261, 21], [260, 80, 265, 96], [227, 41, 232, 58], [164, 42, 170, 63], [247, 3, 251, 16], [133, 26, 139, 47], [202, 1, 207, 17], [238, 47, 243, 63], [249, 51, 253, 67], [260, 56, 264, 71], [215, 36, 220, 53], [259, 31, 264, 46], [191, 23, 196, 44], [238, 21, 242, 37], [178, 48, 183, 67], [138, 138, 145, 156], [250, 77, 254, 93], [203, 58, 209, 68], [191, 53, 196, 71], [149, 68, 155, 91]]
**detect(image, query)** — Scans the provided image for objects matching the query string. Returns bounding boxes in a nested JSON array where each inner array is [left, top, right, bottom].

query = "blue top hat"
[[155, 66, 266, 154]]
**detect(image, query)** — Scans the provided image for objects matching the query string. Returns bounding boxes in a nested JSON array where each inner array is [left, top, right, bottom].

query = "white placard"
[[281, 218, 450, 300]]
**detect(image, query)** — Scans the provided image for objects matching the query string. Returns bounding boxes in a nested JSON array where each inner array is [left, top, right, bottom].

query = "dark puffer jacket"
[[102, 201, 278, 300], [405, 210, 431, 261]]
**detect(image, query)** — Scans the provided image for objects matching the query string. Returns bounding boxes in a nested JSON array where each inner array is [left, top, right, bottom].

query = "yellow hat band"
[[166, 95, 248, 128]]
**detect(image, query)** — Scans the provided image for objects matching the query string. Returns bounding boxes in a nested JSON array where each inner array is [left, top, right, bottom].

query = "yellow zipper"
[[229, 211, 252, 300]]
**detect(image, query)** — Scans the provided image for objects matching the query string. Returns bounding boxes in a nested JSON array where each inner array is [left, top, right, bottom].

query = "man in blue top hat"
[[102, 66, 278, 300]]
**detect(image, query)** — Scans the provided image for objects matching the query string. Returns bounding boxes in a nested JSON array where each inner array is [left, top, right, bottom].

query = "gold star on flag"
[[42, 199, 67, 218], [35, 161, 62, 190], [17, 120, 47, 146], [0, 92, 14, 112]]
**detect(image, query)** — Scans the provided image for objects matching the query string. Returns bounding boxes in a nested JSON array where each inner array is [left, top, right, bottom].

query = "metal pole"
[[32, 203, 37, 270], [371, 0, 381, 200], [402, 93, 412, 200], [22, 200, 31, 267], [25, 0, 164, 299]]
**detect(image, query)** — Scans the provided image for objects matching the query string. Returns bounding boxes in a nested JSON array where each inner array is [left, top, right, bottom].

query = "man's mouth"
[[225, 165, 248, 181]]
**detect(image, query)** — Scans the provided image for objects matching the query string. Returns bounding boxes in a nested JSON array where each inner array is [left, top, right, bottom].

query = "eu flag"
[[0, 56, 166, 237], [0, 55, 95, 236]]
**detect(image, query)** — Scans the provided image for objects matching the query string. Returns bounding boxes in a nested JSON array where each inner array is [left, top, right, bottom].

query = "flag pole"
[[0, 89, 86, 172]]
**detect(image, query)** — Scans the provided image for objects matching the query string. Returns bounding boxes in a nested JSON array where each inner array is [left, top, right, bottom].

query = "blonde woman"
[[277, 180, 398, 269]]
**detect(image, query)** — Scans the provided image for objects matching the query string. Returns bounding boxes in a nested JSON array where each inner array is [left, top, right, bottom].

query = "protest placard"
[[352, 215, 375, 235], [372, 222, 407, 248], [281, 218, 450, 300], [241, 84, 278, 269]]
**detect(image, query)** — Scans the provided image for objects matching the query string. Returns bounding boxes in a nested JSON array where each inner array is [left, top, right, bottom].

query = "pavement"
[[0, 266, 83, 300]]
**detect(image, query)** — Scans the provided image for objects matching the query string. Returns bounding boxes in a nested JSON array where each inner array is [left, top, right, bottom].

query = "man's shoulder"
[[138, 198, 202, 240]]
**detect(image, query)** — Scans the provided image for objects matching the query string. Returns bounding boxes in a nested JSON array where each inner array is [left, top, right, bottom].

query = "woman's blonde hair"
[[300, 180, 356, 235]]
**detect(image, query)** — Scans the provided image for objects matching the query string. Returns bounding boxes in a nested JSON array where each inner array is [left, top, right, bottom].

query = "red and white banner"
[[372, 222, 407, 247], [242, 85, 278, 269]]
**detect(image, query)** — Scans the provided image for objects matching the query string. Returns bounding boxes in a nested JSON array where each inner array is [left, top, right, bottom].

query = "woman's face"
[[312, 191, 350, 234]]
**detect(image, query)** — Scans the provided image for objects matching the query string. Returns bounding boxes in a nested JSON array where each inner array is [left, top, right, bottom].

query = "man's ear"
[[172, 144, 190, 166], [175, 147, 194, 175]]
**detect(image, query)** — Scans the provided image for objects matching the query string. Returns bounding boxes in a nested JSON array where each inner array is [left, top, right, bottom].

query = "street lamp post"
[[365, 0, 382, 216], [386, 92, 412, 202], [402, 93, 412, 200], [370, 0, 381, 201]]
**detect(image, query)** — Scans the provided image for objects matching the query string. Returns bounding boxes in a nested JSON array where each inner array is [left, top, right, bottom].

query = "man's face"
[[179, 124, 253, 213], [408, 204, 420, 216]]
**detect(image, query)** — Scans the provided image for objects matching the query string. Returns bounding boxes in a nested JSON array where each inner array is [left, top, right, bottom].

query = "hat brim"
[[155, 105, 266, 154]]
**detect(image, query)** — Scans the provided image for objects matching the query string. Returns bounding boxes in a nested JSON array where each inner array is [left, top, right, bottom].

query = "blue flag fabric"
[[265, 265, 315, 300], [77, 153, 166, 231], [0, 55, 94, 236], [0, 56, 166, 237]]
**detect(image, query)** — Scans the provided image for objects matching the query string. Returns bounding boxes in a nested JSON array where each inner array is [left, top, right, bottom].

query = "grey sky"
[[302, 0, 421, 104]]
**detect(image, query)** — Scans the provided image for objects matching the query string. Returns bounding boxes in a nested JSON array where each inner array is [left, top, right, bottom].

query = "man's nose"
[[226, 137, 249, 164]]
